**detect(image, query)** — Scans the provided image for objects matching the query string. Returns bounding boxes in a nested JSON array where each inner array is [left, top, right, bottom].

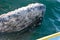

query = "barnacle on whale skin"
[[0, 3, 46, 33]]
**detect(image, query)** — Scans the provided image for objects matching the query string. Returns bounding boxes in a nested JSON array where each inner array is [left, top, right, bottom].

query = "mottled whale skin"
[[0, 3, 46, 33]]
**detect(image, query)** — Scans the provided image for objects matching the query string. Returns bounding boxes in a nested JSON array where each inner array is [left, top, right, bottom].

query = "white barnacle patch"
[[4, 26, 8, 28], [0, 23, 3, 27]]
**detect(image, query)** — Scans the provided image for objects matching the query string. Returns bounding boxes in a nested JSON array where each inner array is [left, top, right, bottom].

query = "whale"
[[0, 3, 46, 33]]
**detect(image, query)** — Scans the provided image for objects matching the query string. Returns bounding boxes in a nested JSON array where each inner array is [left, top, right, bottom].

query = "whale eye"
[[40, 6, 45, 9], [35, 6, 45, 10]]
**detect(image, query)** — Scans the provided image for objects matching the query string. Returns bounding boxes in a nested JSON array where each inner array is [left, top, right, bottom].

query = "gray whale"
[[0, 3, 46, 32]]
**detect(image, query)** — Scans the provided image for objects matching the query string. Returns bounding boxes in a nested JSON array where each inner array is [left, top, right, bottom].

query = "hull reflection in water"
[[0, 3, 46, 33]]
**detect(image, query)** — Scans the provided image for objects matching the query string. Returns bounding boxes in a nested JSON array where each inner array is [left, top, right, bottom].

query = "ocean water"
[[0, 0, 60, 40]]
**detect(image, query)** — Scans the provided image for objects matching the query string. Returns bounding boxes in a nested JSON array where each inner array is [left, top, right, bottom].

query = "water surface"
[[0, 0, 60, 40]]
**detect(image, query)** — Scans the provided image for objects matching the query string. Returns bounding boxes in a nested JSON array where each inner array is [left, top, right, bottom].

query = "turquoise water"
[[0, 0, 60, 40]]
